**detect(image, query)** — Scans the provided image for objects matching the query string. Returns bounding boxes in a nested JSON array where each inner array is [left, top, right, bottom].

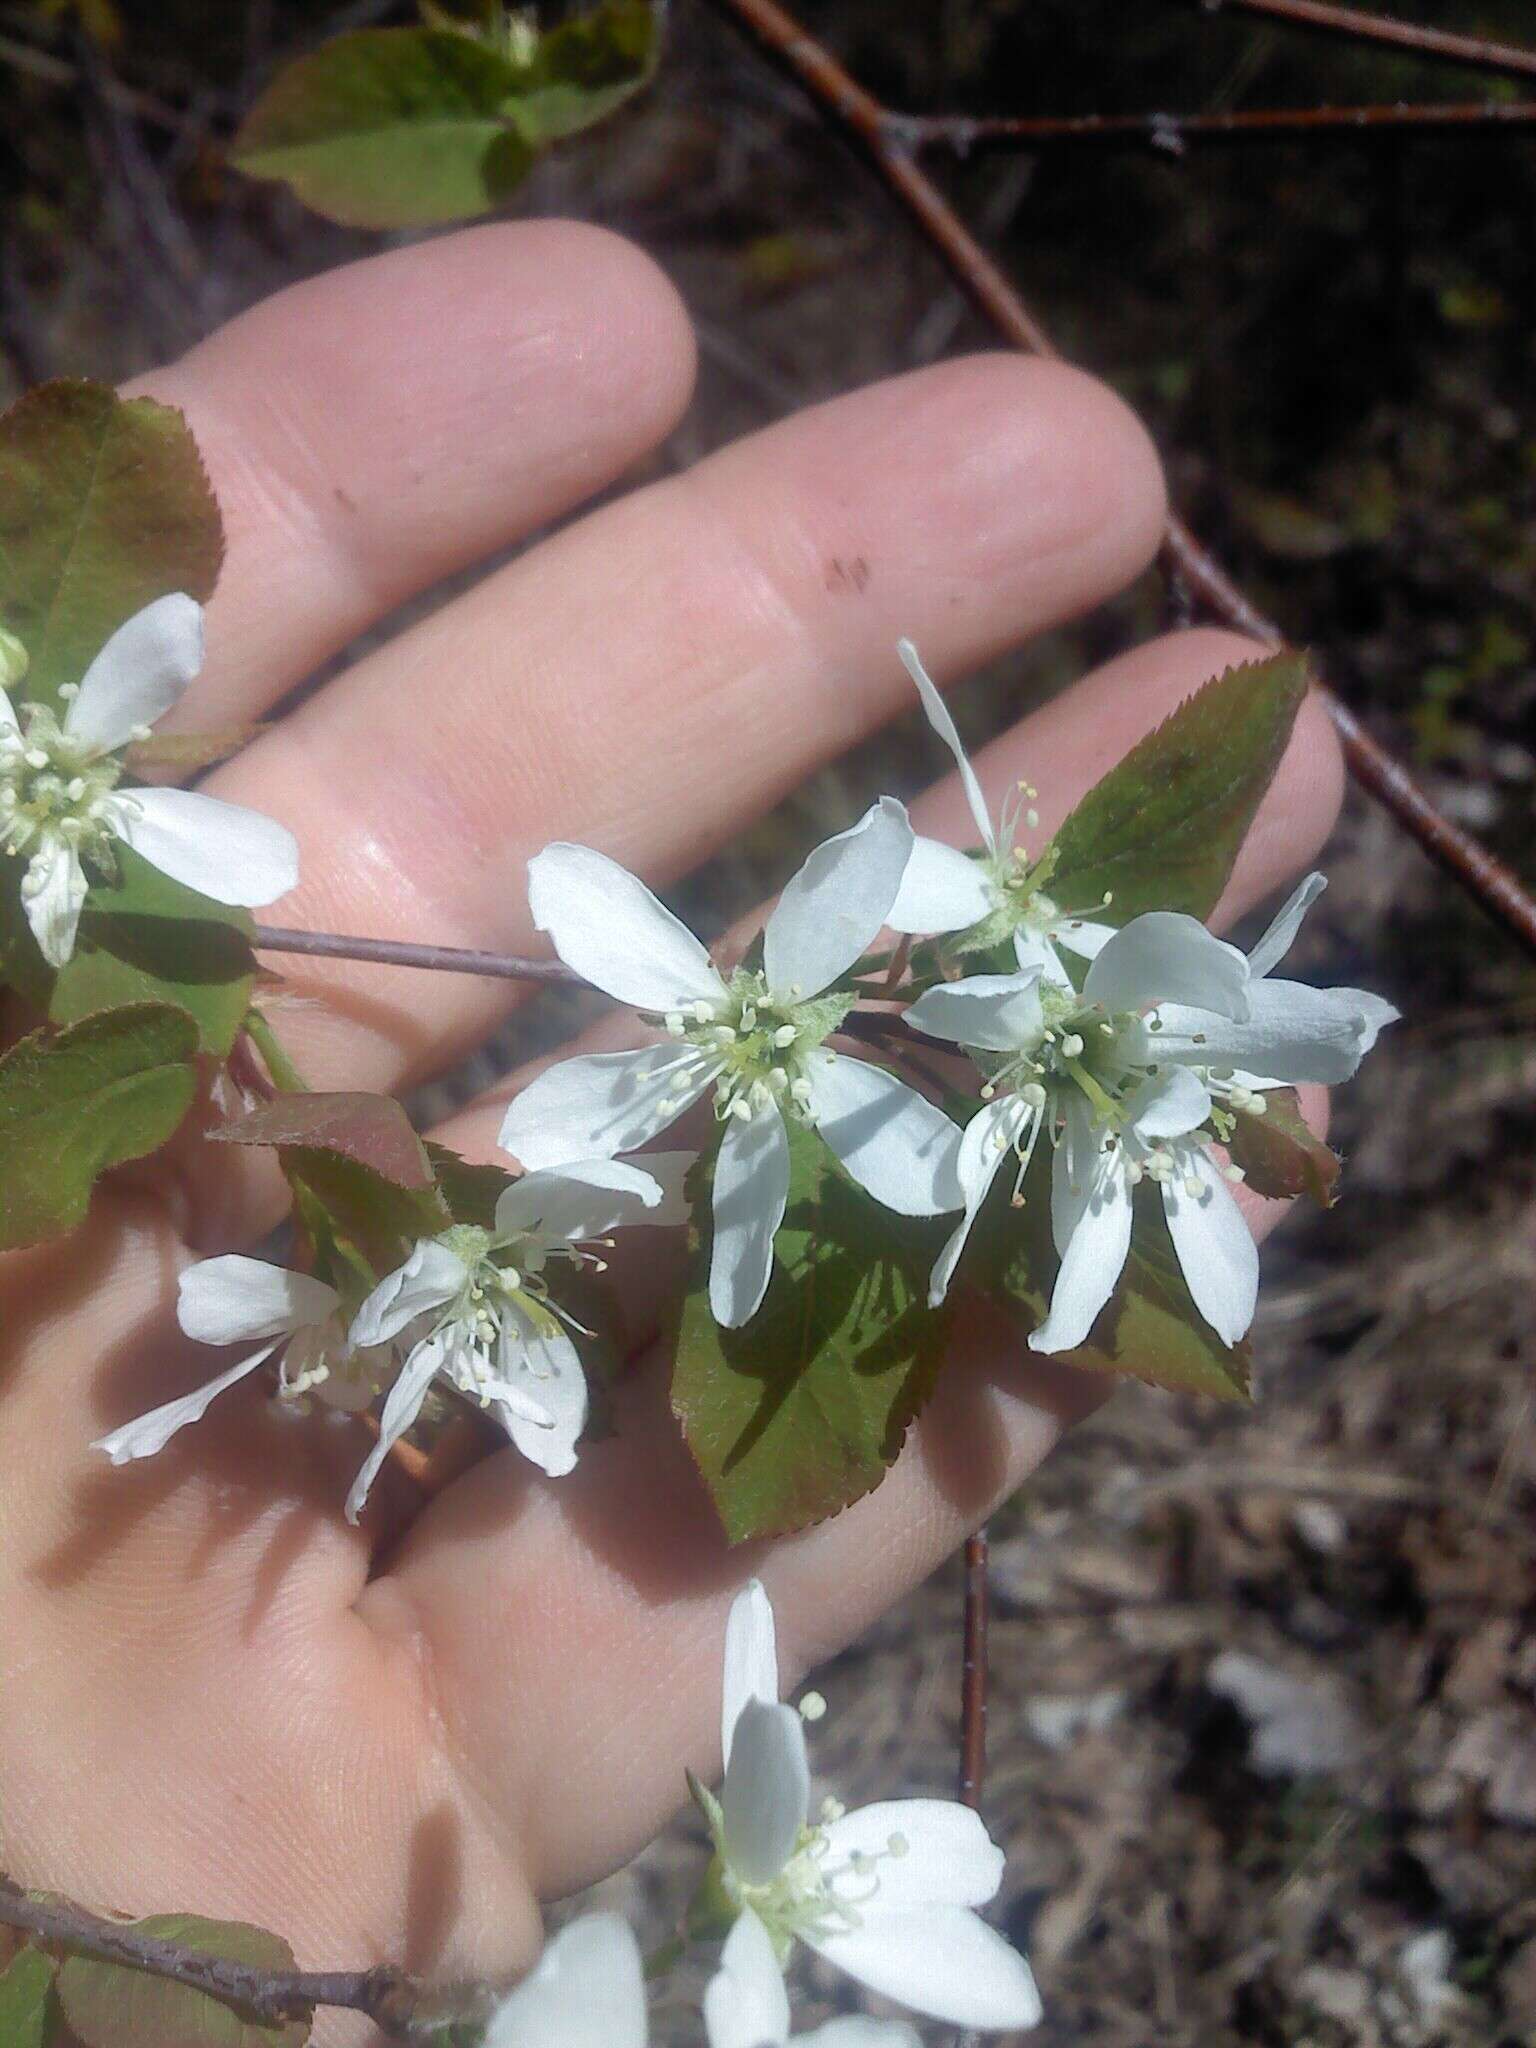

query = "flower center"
[[725, 1801, 911, 1948], [0, 695, 129, 878], [279, 1313, 393, 1412], [663, 970, 827, 1125]]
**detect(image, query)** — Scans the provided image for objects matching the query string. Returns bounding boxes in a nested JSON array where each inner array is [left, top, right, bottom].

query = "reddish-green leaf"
[[1227, 1088, 1341, 1206], [215, 1091, 435, 1187], [56, 1915, 309, 2048]]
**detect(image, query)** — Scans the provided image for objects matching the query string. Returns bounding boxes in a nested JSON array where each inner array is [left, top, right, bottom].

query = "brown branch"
[[709, 0, 1536, 963], [903, 99, 1536, 153], [959, 1526, 990, 1807], [1195, 0, 1536, 82], [252, 924, 577, 984]]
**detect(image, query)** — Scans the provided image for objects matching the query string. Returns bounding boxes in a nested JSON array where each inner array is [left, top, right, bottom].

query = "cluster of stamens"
[[661, 971, 817, 1126], [277, 1314, 392, 1413], [0, 690, 140, 889], [426, 1224, 599, 1400], [727, 1797, 912, 1948]]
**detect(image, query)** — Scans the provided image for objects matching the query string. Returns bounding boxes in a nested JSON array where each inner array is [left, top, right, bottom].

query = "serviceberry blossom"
[[344, 1157, 686, 1520], [695, 1580, 1041, 2031], [885, 639, 1114, 985], [0, 594, 298, 967], [705, 1908, 920, 2048], [908, 883, 1396, 1351], [499, 801, 962, 1328], [92, 1254, 394, 1467], [484, 1915, 647, 2048]]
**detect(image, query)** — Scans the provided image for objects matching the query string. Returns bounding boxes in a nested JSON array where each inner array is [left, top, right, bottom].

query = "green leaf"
[[1050, 652, 1309, 924], [231, 28, 533, 228], [1227, 1088, 1340, 1206], [672, 1122, 955, 1543], [0, 1003, 199, 1250], [0, 1946, 57, 2047], [56, 1915, 309, 2048], [0, 380, 223, 711], [423, 1139, 514, 1229], [503, 0, 661, 146]]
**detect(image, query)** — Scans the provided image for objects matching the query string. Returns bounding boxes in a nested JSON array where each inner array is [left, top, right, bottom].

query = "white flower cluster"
[[483, 1581, 1040, 2045]]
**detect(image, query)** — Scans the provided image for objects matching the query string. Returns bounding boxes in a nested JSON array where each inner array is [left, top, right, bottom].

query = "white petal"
[[117, 786, 298, 907], [798, 2022, 921, 2048], [1161, 1144, 1259, 1347], [528, 842, 725, 1011], [486, 1915, 647, 2048], [821, 1799, 1004, 1911], [499, 1043, 715, 1169], [65, 593, 203, 751], [721, 1696, 809, 1885], [897, 640, 995, 852], [710, 1107, 790, 1328], [1011, 926, 1074, 990], [1136, 978, 1381, 1084], [0, 687, 19, 739], [704, 1910, 790, 2048], [929, 1095, 1033, 1306], [1246, 871, 1326, 979], [886, 836, 995, 935], [1122, 1064, 1211, 1141], [344, 1335, 444, 1523], [177, 1255, 338, 1345], [807, 1906, 1041, 2031], [1028, 1111, 1133, 1353], [490, 1318, 585, 1477], [494, 1158, 667, 1245], [804, 1054, 962, 1217], [350, 1240, 466, 1348], [763, 797, 912, 1001], [1051, 915, 1118, 961], [906, 971, 1044, 1053], [722, 1578, 781, 1767], [1084, 912, 1250, 1020], [92, 1343, 280, 1464], [20, 837, 88, 968], [1337, 988, 1399, 1056]]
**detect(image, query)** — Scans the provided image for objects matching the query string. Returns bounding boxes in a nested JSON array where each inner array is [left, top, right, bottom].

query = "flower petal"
[[1084, 912, 1250, 1020], [494, 1158, 668, 1244], [1135, 978, 1384, 1084], [350, 1240, 466, 1348], [807, 1906, 1041, 2031], [722, 1579, 781, 1767], [528, 842, 725, 1011], [1122, 1064, 1211, 1142], [500, 1043, 715, 1169], [485, 1914, 647, 2048], [799, 2022, 921, 2048], [710, 1107, 790, 1328], [821, 1799, 1004, 1911], [177, 1255, 338, 1345], [117, 786, 299, 907], [763, 797, 912, 1001], [1246, 872, 1326, 978], [897, 640, 995, 853], [886, 836, 995, 935], [721, 1696, 809, 1885], [344, 1335, 444, 1524], [803, 1053, 962, 1218], [1011, 926, 1073, 990], [929, 1095, 1033, 1306], [66, 593, 203, 751], [92, 1343, 280, 1465], [1028, 1105, 1133, 1353], [490, 1318, 585, 1477], [1051, 915, 1117, 961], [1160, 1143, 1259, 1347], [20, 837, 88, 968], [704, 1909, 790, 2048], [906, 971, 1045, 1053]]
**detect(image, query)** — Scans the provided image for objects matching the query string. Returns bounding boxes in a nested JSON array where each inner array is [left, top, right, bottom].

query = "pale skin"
[[0, 222, 1343, 2042]]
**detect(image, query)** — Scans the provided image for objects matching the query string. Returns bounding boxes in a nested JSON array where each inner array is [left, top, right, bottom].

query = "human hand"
[[0, 221, 1341, 2042]]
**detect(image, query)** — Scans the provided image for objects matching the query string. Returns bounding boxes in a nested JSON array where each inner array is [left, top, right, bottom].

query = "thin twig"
[[959, 1526, 990, 1808], [902, 99, 1536, 152], [1194, 0, 1536, 82], [252, 924, 577, 984], [708, 0, 1536, 963]]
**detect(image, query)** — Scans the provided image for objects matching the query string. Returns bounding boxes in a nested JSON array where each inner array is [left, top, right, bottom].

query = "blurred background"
[[2, 2, 1533, 2041]]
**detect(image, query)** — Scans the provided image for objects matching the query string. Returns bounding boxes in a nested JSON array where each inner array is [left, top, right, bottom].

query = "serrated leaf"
[[0, 1003, 199, 1249], [1227, 1088, 1340, 1206], [56, 1915, 308, 2048], [231, 28, 533, 228], [672, 1123, 954, 1543], [423, 1139, 514, 1229], [0, 1946, 57, 2047], [503, 0, 661, 146], [1050, 653, 1309, 924], [0, 381, 222, 711]]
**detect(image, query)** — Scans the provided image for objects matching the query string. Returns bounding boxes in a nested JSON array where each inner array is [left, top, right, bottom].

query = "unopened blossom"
[[92, 1255, 394, 1467], [499, 802, 963, 1328], [344, 1157, 685, 1520], [696, 1581, 1041, 2032], [885, 640, 1114, 985], [484, 1915, 647, 2048], [909, 888, 1395, 1351], [0, 594, 298, 967], [705, 1907, 921, 2048]]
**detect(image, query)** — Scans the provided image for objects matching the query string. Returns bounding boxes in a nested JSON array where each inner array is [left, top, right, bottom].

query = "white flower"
[[885, 640, 1114, 985], [485, 1915, 647, 2048], [92, 1255, 393, 1466], [909, 889, 1395, 1352], [498, 802, 963, 1328], [705, 1908, 921, 2048], [698, 1581, 1041, 2032], [0, 594, 299, 968], [343, 1157, 686, 1520]]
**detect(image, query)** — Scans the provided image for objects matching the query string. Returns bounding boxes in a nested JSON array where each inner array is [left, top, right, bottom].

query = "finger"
[[125, 222, 696, 725]]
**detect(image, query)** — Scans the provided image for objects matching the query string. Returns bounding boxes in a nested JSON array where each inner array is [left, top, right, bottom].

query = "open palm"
[[0, 221, 1341, 2043]]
